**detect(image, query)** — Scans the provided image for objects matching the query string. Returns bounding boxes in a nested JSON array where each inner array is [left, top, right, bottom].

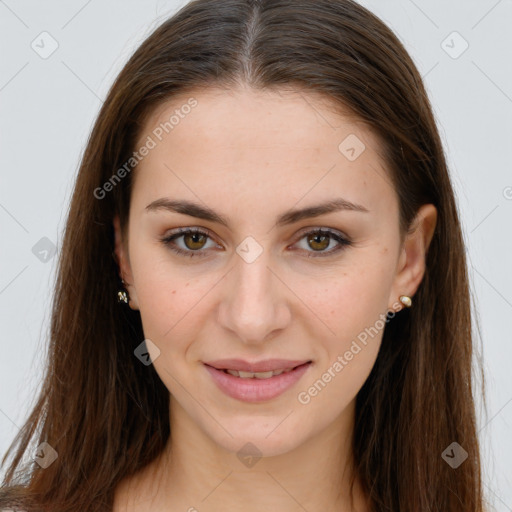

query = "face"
[[114, 86, 435, 457]]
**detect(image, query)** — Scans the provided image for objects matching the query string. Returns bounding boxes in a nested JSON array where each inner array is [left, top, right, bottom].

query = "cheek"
[[293, 270, 390, 414], [135, 273, 202, 342], [129, 244, 186, 334], [303, 260, 394, 337], [296, 255, 395, 383], [130, 247, 219, 359]]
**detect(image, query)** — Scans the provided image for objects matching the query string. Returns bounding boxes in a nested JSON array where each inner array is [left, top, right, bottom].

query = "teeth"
[[241, 370, 274, 379], [224, 368, 294, 379]]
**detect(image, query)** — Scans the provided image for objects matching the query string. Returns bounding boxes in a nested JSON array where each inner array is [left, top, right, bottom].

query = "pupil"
[[186, 233, 205, 249], [310, 233, 328, 250]]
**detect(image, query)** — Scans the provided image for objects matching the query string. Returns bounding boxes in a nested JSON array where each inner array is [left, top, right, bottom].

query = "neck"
[[121, 396, 370, 512]]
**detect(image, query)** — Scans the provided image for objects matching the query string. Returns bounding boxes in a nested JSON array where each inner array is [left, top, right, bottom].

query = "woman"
[[0, 0, 486, 510]]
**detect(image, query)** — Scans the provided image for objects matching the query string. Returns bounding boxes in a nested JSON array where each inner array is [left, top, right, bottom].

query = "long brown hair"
[[0, 0, 487, 510]]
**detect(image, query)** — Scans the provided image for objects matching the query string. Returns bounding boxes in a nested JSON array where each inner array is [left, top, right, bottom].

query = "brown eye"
[[293, 228, 352, 258], [160, 228, 216, 258], [182, 232, 208, 250], [306, 232, 331, 251]]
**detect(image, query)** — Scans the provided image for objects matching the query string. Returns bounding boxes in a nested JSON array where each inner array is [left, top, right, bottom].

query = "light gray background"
[[1, 0, 511, 509]]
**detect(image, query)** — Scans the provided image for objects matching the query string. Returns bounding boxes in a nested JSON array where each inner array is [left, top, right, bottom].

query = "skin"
[[112, 84, 437, 512]]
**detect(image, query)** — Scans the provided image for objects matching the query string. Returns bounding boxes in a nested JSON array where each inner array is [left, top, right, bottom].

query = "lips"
[[204, 361, 313, 402], [203, 358, 311, 373]]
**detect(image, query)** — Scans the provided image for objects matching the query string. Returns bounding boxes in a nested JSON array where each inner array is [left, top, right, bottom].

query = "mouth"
[[212, 362, 311, 379], [203, 361, 313, 403]]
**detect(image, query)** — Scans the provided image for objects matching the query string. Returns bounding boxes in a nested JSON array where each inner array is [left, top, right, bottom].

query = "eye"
[[159, 227, 352, 259], [290, 228, 352, 258], [160, 227, 218, 258]]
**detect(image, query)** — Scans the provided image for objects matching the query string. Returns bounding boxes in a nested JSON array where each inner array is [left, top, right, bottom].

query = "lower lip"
[[204, 362, 312, 403]]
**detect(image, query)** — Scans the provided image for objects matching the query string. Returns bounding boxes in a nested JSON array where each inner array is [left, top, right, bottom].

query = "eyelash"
[[159, 227, 352, 259]]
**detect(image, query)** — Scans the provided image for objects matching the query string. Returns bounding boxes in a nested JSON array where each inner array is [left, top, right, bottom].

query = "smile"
[[204, 361, 312, 402], [222, 366, 298, 378]]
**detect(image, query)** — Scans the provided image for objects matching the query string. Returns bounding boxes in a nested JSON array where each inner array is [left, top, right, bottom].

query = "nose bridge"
[[219, 245, 289, 343]]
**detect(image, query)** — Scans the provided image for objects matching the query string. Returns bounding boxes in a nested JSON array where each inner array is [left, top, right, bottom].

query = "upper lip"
[[204, 359, 311, 373]]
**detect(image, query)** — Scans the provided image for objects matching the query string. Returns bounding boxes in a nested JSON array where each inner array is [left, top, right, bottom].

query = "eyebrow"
[[145, 197, 369, 227]]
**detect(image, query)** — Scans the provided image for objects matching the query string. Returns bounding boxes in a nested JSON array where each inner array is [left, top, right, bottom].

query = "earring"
[[117, 278, 129, 304], [399, 295, 412, 308]]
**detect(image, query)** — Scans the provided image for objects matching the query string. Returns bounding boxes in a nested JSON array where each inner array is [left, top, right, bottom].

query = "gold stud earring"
[[399, 295, 412, 308], [117, 278, 129, 304]]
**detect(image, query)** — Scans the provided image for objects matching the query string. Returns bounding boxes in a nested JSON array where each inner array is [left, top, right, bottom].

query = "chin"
[[207, 415, 308, 459]]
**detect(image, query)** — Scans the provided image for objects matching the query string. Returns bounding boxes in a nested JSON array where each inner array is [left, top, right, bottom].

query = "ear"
[[388, 203, 437, 312], [113, 214, 140, 310]]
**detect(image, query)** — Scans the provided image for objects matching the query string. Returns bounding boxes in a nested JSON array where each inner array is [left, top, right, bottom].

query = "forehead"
[[131, 86, 397, 221], [141, 85, 374, 152]]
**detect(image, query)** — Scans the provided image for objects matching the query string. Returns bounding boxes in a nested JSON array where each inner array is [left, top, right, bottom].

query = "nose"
[[217, 247, 291, 345]]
